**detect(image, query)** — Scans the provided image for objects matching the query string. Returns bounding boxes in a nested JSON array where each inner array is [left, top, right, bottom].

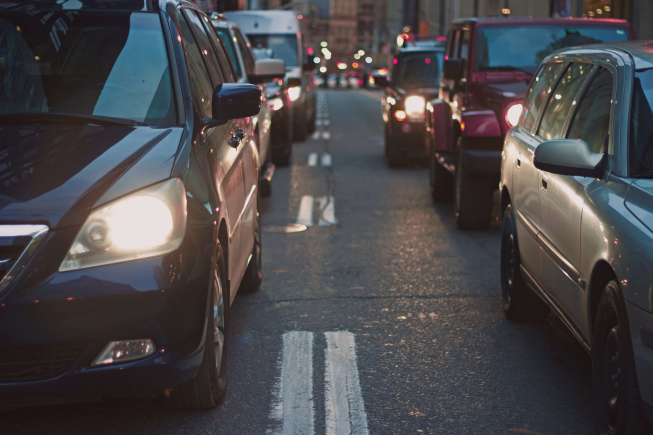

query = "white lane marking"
[[323, 120, 330, 126], [318, 196, 337, 226], [311, 131, 321, 140], [317, 112, 328, 119], [296, 196, 314, 227], [308, 153, 318, 167], [324, 331, 369, 435], [316, 120, 324, 126], [270, 332, 315, 435], [321, 153, 332, 167], [322, 131, 331, 140]]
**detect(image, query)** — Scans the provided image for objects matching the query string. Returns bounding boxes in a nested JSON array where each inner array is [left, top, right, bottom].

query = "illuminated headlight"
[[506, 103, 523, 127], [92, 339, 156, 366], [288, 86, 301, 101], [59, 178, 187, 272], [405, 96, 425, 121], [268, 97, 284, 111]]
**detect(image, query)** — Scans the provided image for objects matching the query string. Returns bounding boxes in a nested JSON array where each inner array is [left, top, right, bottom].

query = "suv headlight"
[[506, 103, 523, 127], [59, 178, 187, 272], [288, 86, 301, 101], [405, 96, 425, 121]]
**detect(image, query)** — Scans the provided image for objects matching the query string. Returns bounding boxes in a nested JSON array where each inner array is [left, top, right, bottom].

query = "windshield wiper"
[[481, 66, 534, 76], [0, 112, 147, 127]]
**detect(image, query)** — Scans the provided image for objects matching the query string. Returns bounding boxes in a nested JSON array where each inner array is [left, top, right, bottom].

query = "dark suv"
[[376, 45, 445, 167], [427, 18, 633, 229]]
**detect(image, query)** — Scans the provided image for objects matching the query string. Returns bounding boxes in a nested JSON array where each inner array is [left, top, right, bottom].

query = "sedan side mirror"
[[249, 59, 286, 84], [533, 139, 604, 178], [372, 74, 389, 88], [212, 83, 261, 121], [443, 58, 462, 81]]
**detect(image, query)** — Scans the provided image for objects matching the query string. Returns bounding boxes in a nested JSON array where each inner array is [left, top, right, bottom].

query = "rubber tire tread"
[[430, 149, 453, 203], [593, 280, 653, 435], [240, 198, 262, 294]]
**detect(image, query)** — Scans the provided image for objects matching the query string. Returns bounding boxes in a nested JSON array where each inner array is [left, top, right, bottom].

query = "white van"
[[224, 10, 316, 141]]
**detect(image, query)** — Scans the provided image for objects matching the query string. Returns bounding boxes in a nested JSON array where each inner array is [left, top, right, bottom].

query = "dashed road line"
[[311, 131, 321, 140], [296, 196, 314, 227], [308, 152, 318, 167], [323, 120, 330, 126], [321, 153, 332, 167], [322, 131, 330, 140], [324, 331, 369, 435], [318, 196, 337, 227]]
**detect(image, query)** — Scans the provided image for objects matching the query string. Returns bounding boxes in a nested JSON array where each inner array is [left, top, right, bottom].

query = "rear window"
[[247, 34, 298, 67], [393, 51, 443, 88]]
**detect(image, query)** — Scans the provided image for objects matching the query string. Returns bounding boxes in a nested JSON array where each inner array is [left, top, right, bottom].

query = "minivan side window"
[[459, 29, 470, 79], [199, 15, 238, 83], [537, 62, 591, 140], [185, 10, 225, 85], [567, 67, 614, 154], [520, 62, 564, 131], [177, 11, 214, 116], [234, 28, 255, 75]]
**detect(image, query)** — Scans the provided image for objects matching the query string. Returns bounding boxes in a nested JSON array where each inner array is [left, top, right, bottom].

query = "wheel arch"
[[588, 260, 619, 342], [500, 186, 511, 220]]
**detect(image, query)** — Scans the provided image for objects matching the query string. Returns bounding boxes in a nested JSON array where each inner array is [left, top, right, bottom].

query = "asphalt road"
[[3, 89, 596, 435]]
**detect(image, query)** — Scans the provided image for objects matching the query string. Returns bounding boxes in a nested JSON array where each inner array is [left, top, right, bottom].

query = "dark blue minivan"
[[0, 0, 280, 410]]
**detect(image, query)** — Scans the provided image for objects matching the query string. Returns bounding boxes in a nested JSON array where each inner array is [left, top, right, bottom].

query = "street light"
[[365, 56, 372, 64], [314, 57, 321, 63], [358, 50, 365, 56], [319, 66, 327, 73], [320, 41, 328, 47], [354, 53, 360, 59], [337, 62, 347, 70]]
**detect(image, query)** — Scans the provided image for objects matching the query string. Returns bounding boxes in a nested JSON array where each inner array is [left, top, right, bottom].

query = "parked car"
[[251, 47, 295, 167], [224, 10, 317, 141], [375, 45, 445, 167], [212, 16, 286, 186], [0, 0, 263, 409], [427, 18, 633, 230], [500, 40, 653, 434]]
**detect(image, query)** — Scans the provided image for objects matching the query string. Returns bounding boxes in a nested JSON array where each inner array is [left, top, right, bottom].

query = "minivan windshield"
[[630, 69, 653, 176], [394, 51, 443, 88], [0, 12, 175, 127], [474, 25, 630, 73], [246, 34, 297, 67]]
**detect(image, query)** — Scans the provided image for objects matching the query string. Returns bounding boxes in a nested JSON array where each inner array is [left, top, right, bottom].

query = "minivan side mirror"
[[443, 58, 463, 81], [249, 59, 286, 84], [533, 139, 604, 178], [211, 83, 261, 122], [372, 74, 389, 87]]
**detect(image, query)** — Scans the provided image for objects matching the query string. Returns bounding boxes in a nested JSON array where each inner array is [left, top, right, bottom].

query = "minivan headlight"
[[506, 103, 523, 127], [405, 96, 425, 120], [59, 178, 187, 272]]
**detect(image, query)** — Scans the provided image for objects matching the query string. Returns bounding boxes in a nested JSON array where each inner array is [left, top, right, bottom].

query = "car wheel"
[[272, 115, 293, 167], [429, 145, 453, 203], [593, 280, 653, 435], [294, 107, 307, 141], [385, 125, 406, 168], [453, 139, 493, 230], [240, 198, 262, 294], [166, 244, 228, 408], [500, 204, 549, 322]]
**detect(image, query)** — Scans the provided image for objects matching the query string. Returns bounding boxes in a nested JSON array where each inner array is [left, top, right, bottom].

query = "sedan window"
[[630, 69, 653, 175], [520, 62, 564, 131], [216, 28, 243, 79], [185, 10, 225, 86], [567, 67, 613, 154], [177, 11, 214, 117], [538, 63, 591, 141]]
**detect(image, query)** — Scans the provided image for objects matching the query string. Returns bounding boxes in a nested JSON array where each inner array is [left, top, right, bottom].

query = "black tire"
[[294, 106, 307, 141], [453, 140, 494, 230], [500, 204, 549, 322], [385, 124, 406, 168], [166, 244, 228, 408], [240, 198, 262, 294], [593, 280, 653, 435], [429, 145, 453, 203], [307, 97, 316, 134], [272, 119, 293, 167]]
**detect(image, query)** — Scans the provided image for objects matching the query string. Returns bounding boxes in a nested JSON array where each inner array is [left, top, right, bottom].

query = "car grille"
[[0, 225, 49, 296], [0, 344, 86, 381]]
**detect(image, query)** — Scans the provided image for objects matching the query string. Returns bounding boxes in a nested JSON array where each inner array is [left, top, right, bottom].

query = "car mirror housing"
[[372, 74, 389, 87], [211, 83, 261, 121], [249, 59, 286, 84], [533, 139, 605, 178], [443, 58, 463, 81]]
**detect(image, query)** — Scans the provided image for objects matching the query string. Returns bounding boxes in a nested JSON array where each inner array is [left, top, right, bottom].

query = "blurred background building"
[[198, 0, 651, 71]]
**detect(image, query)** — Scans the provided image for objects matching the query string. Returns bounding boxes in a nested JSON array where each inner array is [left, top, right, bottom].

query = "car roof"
[[451, 17, 631, 28], [397, 46, 445, 54], [223, 10, 299, 34], [550, 40, 653, 70], [0, 0, 194, 12]]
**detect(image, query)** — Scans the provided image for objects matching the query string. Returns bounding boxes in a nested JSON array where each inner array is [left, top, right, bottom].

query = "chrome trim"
[[0, 224, 49, 295]]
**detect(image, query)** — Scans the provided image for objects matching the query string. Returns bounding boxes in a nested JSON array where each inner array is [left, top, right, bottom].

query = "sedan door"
[[538, 65, 613, 334]]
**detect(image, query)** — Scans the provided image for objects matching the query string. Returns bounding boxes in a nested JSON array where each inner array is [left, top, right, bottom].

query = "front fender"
[[460, 110, 501, 138], [427, 99, 453, 153]]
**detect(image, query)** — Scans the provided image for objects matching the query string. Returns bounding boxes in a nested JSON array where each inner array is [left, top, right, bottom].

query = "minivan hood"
[[0, 125, 183, 229]]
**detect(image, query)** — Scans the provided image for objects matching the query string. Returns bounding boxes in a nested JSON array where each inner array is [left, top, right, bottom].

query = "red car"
[[427, 18, 633, 230]]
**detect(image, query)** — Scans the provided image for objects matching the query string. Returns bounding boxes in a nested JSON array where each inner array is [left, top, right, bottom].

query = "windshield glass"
[[216, 27, 242, 78], [0, 12, 175, 126], [630, 69, 653, 175], [246, 34, 297, 67], [394, 51, 443, 88], [474, 25, 630, 73]]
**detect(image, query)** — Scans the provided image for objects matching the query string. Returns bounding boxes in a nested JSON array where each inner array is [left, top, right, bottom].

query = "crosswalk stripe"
[[322, 131, 330, 140], [296, 196, 314, 227], [318, 196, 337, 226], [271, 332, 315, 435], [321, 153, 332, 167], [324, 332, 369, 435], [308, 153, 318, 167]]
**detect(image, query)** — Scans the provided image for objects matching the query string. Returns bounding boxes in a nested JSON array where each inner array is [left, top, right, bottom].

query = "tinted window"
[[234, 29, 255, 75], [177, 11, 213, 116], [200, 15, 237, 83], [185, 10, 224, 85], [216, 28, 242, 78], [394, 52, 443, 88], [521, 62, 564, 131], [460, 29, 470, 78], [567, 67, 613, 154], [630, 69, 653, 174], [538, 63, 591, 140], [247, 34, 298, 67], [475, 25, 629, 73], [0, 11, 175, 126]]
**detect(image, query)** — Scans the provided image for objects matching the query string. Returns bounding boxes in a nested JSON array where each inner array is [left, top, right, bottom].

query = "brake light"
[[394, 110, 407, 121]]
